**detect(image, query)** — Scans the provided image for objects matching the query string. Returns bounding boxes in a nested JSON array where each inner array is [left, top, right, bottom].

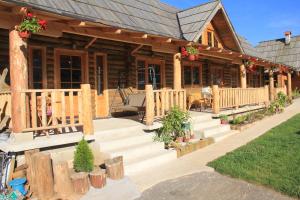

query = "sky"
[[161, 0, 300, 46]]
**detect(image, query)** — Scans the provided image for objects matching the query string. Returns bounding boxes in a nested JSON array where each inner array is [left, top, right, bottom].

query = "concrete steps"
[[94, 123, 176, 176], [191, 112, 238, 143]]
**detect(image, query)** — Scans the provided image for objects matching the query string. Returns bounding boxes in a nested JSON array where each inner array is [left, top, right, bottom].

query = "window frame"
[[182, 61, 203, 88], [28, 46, 47, 89], [135, 56, 165, 90], [54, 49, 88, 89]]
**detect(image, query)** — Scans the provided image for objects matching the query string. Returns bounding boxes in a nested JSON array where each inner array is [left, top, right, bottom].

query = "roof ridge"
[[177, 0, 219, 13], [258, 35, 300, 44]]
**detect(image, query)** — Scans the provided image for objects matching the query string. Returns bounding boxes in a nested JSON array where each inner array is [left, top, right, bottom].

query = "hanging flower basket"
[[188, 54, 196, 61], [181, 46, 199, 61], [16, 8, 47, 40]]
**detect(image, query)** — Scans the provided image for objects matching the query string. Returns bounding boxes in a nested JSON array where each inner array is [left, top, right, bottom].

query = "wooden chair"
[[187, 87, 212, 111], [121, 93, 146, 122]]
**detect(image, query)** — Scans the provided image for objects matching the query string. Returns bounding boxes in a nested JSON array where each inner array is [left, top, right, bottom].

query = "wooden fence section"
[[213, 85, 269, 114], [145, 85, 186, 125], [18, 84, 94, 135]]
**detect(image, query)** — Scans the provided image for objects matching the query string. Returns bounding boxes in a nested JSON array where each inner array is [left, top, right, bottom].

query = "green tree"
[[73, 138, 94, 172]]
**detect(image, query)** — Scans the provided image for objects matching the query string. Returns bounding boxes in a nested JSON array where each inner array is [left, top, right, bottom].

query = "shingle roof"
[[238, 36, 261, 58], [6, 0, 181, 38], [177, 1, 220, 41], [256, 36, 300, 71]]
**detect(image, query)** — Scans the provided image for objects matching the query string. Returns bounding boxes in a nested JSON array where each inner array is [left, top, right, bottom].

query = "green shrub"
[[292, 88, 300, 98], [155, 107, 190, 145], [277, 92, 289, 107], [73, 138, 94, 173], [219, 114, 228, 121]]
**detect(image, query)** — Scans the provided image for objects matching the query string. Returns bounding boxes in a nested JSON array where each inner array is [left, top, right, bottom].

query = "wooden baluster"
[[175, 91, 179, 106], [155, 92, 160, 117], [179, 91, 183, 110], [161, 90, 166, 116], [81, 84, 94, 135], [165, 90, 170, 112], [170, 91, 174, 108], [41, 92, 47, 128], [78, 91, 83, 124], [61, 91, 66, 126], [183, 90, 187, 111], [31, 92, 37, 129], [212, 85, 220, 114], [51, 91, 57, 128], [69, 91, 75, 125], [20, 92, 26, 130]]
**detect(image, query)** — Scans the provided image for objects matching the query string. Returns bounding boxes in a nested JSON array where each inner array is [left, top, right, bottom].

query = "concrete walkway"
[[138, 172, 294, 200], [132, 98, 300, 192]]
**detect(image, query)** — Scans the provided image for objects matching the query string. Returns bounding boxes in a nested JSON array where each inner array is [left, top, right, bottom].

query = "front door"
[[94, 53, 109, 118], [211, 66, 224, 87]]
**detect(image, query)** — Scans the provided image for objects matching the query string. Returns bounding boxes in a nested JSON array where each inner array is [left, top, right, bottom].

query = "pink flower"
[[38, 19, 47, 30]]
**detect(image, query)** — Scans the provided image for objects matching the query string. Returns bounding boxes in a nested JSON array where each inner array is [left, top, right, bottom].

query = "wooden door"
[[94, 53, 109, 118], [211, 66, 224, 87]]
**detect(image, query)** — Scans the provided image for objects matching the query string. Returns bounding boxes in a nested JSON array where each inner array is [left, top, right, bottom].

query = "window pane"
[[72, 70, 81, 82], [32, 49, 43, 89], [33, 83, 42, 89], [72, 56, 81, 69], [137, 60, 146, 90], [96, 56, 104, 95], [33, 49, 42, 68], [72, 83, 81, 89], [60, 55, 71, 68], [148, 64, 161, 90], [61, 69, 71, 82], [193, 67, 200, 85], [33, 68, 42, 82], [184, 67, 192, 85], [214, 36, 219, 48], [61, 83, 71, 89], [207, 32, 212, 47]]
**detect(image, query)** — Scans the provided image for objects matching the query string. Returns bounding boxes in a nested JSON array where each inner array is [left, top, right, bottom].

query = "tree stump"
[[89, 169, 106, 189], [105, 156, 124, 180], [53, 161, 74, 198], [32, 152, 54, 200], [70, 172, 90, 195], [24, 149, 39, 196]]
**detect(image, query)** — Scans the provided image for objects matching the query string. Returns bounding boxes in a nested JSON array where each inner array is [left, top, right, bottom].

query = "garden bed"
[[174, 138, 214, 158]]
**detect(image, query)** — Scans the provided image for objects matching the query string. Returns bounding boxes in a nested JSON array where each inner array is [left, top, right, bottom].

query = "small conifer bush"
[[73, 138, 94, 172]]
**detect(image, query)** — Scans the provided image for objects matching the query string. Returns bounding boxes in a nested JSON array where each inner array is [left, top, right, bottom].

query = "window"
[[96, 55, 104, 95], [207, 32, 213, 47], [199, 36, 202, 44], [29, 47, 46, 89], [214, 35, 219, 48], [230, 68, 239, 88], [183, 64, 202, 87], [136, 59, 163, 90], [60, 55, 82, 89]]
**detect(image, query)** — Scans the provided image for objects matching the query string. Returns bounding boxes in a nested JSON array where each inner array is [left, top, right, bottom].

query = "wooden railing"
[[145, 85, 186, 125], [274, 86, 287, 96], [17, 84, 94, 135], [0, 91, 11, 129], [212, 85, 269, 114]]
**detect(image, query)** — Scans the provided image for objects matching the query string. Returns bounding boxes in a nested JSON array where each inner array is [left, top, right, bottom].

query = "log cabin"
[[0, 0, 294, 137]]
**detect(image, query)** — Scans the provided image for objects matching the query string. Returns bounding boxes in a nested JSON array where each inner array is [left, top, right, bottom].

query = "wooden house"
[[0, 0, 293, 136]]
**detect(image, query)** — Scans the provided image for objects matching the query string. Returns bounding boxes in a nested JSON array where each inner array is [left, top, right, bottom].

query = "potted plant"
[[17, 9, 47, 39], [219, 114, 229, 124], [71, 138, 94, 194], [186, 46, 199, 61]]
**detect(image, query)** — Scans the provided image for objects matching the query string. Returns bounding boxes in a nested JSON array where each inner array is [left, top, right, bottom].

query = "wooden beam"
[[84, 37, 97, 49], [131, 44, 143, 55]]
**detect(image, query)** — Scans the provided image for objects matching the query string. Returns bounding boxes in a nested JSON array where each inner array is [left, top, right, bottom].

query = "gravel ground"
[[138, 172, 294, 200]]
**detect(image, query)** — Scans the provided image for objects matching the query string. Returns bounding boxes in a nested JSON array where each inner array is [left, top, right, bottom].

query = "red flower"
[[38, 19, 47, 30], [181, 47, 188, 57], [27, 12, 33, 18]]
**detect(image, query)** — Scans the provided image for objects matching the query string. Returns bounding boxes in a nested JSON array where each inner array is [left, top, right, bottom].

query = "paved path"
[[132, 99, 300, 194], [138, 172, 294, 200]]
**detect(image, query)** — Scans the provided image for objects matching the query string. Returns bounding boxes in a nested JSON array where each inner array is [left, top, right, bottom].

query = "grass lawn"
[[208, 114, 300, 198]]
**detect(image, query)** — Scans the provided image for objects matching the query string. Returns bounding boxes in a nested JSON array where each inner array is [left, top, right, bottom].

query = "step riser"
[[192, 115, 213, 123], [193, 120, 221, 131], [109, 143, 164, 162], [212, 131, 239, 142], [203, 125, 231, 138], [125, 151, 177, 176], [98, 135, 153, 152]]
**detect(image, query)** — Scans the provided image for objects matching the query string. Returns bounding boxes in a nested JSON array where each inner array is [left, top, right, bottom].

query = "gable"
[[200, 22, 224, 48], [177, 1, 242, 52]]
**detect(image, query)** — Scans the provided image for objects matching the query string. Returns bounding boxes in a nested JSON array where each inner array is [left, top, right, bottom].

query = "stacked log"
[[53, 161, 74, 198], [70, 172, 90, 195], [89, 169, 106, 189], [105, 156, 124, 180]]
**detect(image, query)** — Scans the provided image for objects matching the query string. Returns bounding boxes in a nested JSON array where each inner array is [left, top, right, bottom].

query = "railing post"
[[173, 53, 182, 90], [287, 72, 292, 99], [145, 84, 154, 126], [212, 85, 220, 114], [240, 64, 247, 89], [81, 84, 94, 135], [264, 85, 270, 106], [269, 70, 275, 101]]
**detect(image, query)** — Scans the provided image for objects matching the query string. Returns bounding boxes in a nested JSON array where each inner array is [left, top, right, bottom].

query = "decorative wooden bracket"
[[84, 37, 97, 49], [0, 68, 10, 91], [131, 44, 143, 56]]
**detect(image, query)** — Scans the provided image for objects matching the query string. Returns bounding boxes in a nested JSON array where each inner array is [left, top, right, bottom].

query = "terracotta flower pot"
[[183, 136, 190, 143], [19, 31, 31, 39], [188, 54, 195, 61], [176, 137, 184, 143], [221, 119, 228, 125]]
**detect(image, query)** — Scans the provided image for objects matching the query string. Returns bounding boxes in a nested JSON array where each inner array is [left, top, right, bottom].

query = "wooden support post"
[[287, 72, 292, 99], [264, 85, 270, 106], [269, 70, 275, 101], [32, 153, 54, 199], [53, 161, 74, 199], [145, 85, 154, 126], [81, 84, 94, 135], [173, 53, 182, 90], [212, 85, 220, 114], [9, 29, 28, 133], [240, 64, 247, 89]]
